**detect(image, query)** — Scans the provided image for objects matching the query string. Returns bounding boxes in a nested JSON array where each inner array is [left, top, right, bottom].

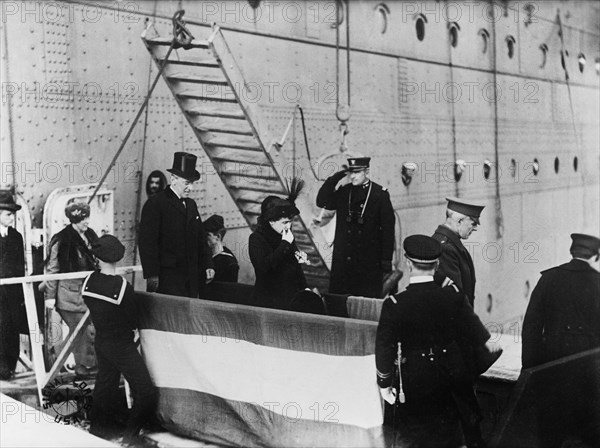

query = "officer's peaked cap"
[[570, 233, 600, 257], [446, 197, 485, 225], [404, 234, 441, 263], [347, 157, 371, 172], [92, 234, 125, 263]]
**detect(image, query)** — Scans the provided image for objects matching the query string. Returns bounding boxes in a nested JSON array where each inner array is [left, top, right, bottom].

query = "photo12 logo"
[[42, 377, 93, 424]]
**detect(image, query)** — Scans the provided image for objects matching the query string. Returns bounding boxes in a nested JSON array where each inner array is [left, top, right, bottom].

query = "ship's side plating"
[[1, 1, 598, 330]]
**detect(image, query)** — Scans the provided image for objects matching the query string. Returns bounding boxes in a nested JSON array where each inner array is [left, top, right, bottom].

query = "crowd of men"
[[1, 150, 598, 447]]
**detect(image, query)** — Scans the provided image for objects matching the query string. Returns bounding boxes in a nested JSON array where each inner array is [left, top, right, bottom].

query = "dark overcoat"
[[249, 224, 307, 310], [138, 187, 213, 299], [0, 227, 26, 373], [522, 259, 600, 369], [316, 172, 395, 298], [432, 225, 476, 307]]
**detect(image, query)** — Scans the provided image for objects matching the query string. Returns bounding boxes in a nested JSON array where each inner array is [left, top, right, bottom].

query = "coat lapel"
[[165, 187, 187, 216]]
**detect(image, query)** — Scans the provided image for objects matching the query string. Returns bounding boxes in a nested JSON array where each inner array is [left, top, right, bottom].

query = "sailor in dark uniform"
[[83, 235, 156, 444], [376, 235, 496, 448], [522, 233, 600, 447], [316, 157, 395, 298], [204, 214, 239, 283], [432, 197, 485, 308]]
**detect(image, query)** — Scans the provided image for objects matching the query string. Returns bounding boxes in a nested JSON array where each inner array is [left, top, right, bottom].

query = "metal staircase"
[[142, 25, 330, 291]]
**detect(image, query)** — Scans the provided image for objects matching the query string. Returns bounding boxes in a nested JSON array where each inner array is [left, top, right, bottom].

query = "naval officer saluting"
[[316, 157, 395, 298]]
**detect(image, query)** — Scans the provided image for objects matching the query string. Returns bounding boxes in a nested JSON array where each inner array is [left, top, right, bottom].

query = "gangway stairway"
[[142, 26, 330, 291]]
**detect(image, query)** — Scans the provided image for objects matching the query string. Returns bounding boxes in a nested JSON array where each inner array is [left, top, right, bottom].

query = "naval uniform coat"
[[432, 225, 476, 307], [139, 186, 213, 299], [522, 259, 600, 369], [316, 172, 395, 298]]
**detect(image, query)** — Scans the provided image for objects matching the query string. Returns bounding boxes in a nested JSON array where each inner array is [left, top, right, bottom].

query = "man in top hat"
[[521, 233, 600, 448], [139, 152, 214, 298], [432, 197, 485, 308], [0, 190, 26, 380], [82, 234, 156, 444], [204, 214, 239, 283], [376, 235, 496, 447], [316, 157, 395, 298]]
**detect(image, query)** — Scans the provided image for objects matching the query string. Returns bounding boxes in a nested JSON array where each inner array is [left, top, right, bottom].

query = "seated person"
[[204, 215, 239, 283]]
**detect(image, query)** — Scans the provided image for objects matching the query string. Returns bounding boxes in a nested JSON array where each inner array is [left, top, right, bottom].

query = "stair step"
[[205, 140, 262, 152], [168, 74, 229, 86], [187, 108, 245, 120], [228, 181, 286, 195], [208, 148, 270, 166], [145, 37, 209, 49], [233, 191, 267, 204], [160, 58, 219, 68], [220, 167, 278, 181], [195, 126, 254, 137], [178, 91, 238, 103]]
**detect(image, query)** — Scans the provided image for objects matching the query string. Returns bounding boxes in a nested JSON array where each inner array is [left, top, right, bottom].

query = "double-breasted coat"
[[139, 186, 213, 299], [316, 172, 395, 298], [522, 259, 600, 369], [432, 225, 476, 307]]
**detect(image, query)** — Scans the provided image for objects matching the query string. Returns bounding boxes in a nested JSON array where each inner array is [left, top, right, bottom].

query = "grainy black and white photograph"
[[0, 1, 598, 447]]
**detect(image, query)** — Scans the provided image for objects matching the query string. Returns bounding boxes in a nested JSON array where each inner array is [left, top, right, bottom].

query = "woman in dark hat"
[[249, 179, 308, 310], [44, 201, 98, 378], [0, 190, 26, 380]]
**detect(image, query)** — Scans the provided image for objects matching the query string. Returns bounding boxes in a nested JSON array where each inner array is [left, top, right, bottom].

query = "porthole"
[[375, 3, 389, 35], [247, 0, 261, 8], [524, 280, 531, 299], [448, 22, 460, 48], [595, 57, 600, 76], [455, 159, 466, 182], [506, 35, 516, 59], [478, 29, 490, 54], [486, 294, 493, 313], [483, 160, 492, 180], [331, 0, 344, 28], [532, 158, 540, 176], [573, 156, 578, 172], [578, 53, 586, 73], [539, 43, 548, 68], [415, 14, 426, 41], [554, 157, 559, 173]]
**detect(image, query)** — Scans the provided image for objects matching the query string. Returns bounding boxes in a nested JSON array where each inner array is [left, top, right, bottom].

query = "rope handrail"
[[0, 265, 143, 286]]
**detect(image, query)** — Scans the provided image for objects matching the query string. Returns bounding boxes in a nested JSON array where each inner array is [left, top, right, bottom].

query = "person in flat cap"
[[249, 178, 309, 310], [82, 234, 156, 445], [44, 200, 98, 378], [432, 197, 485, 308], [316, 157, 395, 298], [139, 152, 214, 298], [376, 235, 498, 447], [521, 233, 600, 446], [204, 214, 239, 283], [0, 190, 26, 380]]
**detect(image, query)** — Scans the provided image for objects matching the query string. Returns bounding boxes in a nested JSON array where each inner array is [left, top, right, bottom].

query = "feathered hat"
[[260, 178, 304, 222]]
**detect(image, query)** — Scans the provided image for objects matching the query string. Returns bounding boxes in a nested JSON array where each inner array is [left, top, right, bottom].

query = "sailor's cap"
[[404, 234, 441, 264]]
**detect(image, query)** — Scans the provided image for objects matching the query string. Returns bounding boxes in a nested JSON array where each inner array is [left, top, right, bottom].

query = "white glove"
[[282, 227, 294, 243], [379, 387, 397, 405], [206, 268, 215, 284]]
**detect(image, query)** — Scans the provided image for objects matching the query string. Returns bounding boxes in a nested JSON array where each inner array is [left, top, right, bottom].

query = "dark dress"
[[249, 224, 307, 310], [139, 187, 213, 299], [82, 271, 156, 441], [0, 227, 26, 376], [376, 281, 490, 447], [212, 247, 239, 283], [432, 225, 477, 307], [316, 172, 395, 298]]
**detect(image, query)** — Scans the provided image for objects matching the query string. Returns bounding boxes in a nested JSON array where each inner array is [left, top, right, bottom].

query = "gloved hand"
[[146, 276, 159, 292], [379, 386, 397, 405], [332, 169, 349, 182], [381, 260, 393, 273], [282, 227, 294, 243], [206, 268, 215, 284]]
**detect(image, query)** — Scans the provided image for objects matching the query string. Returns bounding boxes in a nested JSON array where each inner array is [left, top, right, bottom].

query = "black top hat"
[[167, 152, 200, 182], [0, 190, 21, 212], [404, 234, 441, 263], [347, 157, 371, 172], [445, 197, 485, 225], [570, 233, 600, 257]]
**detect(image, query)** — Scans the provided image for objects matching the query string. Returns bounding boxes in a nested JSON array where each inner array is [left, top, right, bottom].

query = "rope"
[[2, 21, 17, 190], [490, 13, 504, 240], [297, 106, 321, 180], [88, 10, 190, 204]]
